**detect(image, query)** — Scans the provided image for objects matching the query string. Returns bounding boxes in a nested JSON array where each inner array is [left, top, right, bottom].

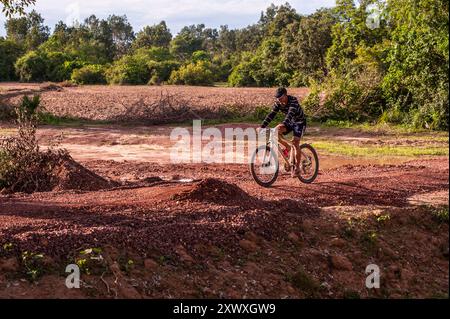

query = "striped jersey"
[[261, 95, 306, 128]]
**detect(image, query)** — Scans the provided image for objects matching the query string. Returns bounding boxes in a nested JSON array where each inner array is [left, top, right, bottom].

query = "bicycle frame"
[[262, 128, 294, 169], [266, 128, 314, 170]]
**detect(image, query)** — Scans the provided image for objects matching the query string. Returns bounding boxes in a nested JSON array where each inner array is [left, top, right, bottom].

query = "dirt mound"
[[173, 178, 255, 206], [49, 155, 115, 192]]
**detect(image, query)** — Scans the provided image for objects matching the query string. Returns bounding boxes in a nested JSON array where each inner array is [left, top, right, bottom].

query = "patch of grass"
[[1, 243, 14, 257], [430, 292, 449, 299], [213, 82, 229, 88], [343, 289, 361, 299], [322, 119, 447, 134], [360, 230, 378, 254], [37, 112, 109, 126], [342, 218, 358, 239], [312, 140, 448, 157], [432, 206, 449, 224], [288, 267, 320, 298]]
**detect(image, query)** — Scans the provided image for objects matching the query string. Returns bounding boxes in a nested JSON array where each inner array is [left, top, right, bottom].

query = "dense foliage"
[[0, 0, 448, 129]]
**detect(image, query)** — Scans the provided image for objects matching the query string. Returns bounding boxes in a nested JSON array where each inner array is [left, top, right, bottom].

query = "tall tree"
[[132, 21, 172, 50], [5, 9, 49, 50], [107, 14, 135, 58], [170, 24, 206, 60], [284, 8, 337, 80]]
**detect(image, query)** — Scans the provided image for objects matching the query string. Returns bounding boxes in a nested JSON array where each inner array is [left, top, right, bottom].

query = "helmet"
[[275, 87, 287, 99]]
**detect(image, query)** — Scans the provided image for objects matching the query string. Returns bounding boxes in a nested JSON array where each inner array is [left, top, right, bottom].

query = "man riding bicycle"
[[260, 87, 307, 177]]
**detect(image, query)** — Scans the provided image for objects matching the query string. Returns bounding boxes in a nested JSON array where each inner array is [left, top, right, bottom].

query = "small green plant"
[[288, 267, 320, 298], [342, 218, 357, 239], [75, 248, 107, 275], [432, 206, 449, 224], [157, 255, 175, 266], [376, 213, 391, 225], [3, 243, 14, 252], [21, 251, 45, 282], [1, 243, 14, 256], [119, 258, 135, 275], [361, 230, 378, 253]]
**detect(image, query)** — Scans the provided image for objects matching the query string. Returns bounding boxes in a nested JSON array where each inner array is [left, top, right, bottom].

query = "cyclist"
[[260, 87, 306, 177]]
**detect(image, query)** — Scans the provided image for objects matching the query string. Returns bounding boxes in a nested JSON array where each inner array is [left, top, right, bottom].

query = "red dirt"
[[50, 155, 116, 192], [172, 178, 257, 207], [0, 158, 448, 299]]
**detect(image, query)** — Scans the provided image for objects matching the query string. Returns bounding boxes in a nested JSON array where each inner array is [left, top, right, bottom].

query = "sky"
[[0, 0, 335, 37]]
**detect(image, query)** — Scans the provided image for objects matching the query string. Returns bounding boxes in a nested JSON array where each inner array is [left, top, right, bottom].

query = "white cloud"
[[0, 0, 335, 36]]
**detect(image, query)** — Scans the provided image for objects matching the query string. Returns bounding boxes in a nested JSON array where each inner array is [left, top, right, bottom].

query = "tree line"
[[0, 0, 448, 129]]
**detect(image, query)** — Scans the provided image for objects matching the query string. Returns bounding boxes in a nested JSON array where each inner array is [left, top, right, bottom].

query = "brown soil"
[[0, 85, 309, 123], [0, 158, 448, 299], [173, 178, 256, 206], [49, 155, 116, 192]]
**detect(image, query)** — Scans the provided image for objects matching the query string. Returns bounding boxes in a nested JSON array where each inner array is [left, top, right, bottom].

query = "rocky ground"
[[0, 155, 448, 298]]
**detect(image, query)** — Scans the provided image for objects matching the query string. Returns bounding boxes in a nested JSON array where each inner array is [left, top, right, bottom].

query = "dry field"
[[0, 84, 448, 299], [0, 83, 309, 123]]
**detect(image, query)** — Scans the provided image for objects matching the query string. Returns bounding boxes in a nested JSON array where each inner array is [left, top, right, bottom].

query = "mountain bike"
[[250, 128, 319, 187]]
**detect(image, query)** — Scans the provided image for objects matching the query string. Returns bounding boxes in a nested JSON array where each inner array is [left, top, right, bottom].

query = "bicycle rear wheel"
[[250, 145, 279, 187], [297, 144, 319, 184]]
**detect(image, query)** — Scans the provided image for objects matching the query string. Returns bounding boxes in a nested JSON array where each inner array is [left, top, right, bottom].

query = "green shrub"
[[289, 71, 309, 87], [228, 61, 257, 87], [168, 61, 214, 86], [15, 51, 47, 82], [0, 39, 23, 81], [15, 50, 76, 82], [105, 54, 149, 85], [191, 50, 211, 63], [71, 64, 106, 84], [147, 60, 180, 83], [44, 51, 73, 82]]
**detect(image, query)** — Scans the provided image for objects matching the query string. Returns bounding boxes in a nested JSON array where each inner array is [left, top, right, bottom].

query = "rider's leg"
[[275, 124, 291, 151], [292, 137, 301, 174]]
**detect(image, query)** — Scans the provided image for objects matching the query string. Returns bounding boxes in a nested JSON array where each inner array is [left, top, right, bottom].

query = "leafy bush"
[[147, 60, 180, 84], [44, 51, 73, 82], [381, 0, 449, 130], [229, 39, 292, 87], [0, 38, 23, 81], [15, 51, 47, 82], [71, 64, 106, 84], [105, 54, 149, 85], [14, 50, 75, 82], [168, 61, 214, 86], [228, 58, 258, 87], [191, 50, 211, 63]]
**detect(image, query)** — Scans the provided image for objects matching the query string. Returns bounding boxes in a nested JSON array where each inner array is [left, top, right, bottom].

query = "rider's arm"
[[261, 104, 280, 128]]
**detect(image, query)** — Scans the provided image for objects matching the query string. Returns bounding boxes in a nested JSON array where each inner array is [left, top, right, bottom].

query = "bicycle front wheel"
[[250, 145, 279, 187]]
